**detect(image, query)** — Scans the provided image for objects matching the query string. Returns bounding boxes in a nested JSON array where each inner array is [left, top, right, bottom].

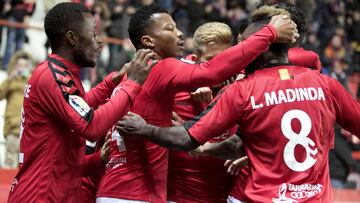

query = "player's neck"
[[259, 53, 289, 69], [51, 48, 76, 66]]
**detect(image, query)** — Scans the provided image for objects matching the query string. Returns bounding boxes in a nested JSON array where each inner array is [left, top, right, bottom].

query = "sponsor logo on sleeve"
[[68, 95, 91, 117]]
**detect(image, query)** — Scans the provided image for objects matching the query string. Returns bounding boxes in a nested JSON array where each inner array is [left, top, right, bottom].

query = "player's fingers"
[[206, 93, 213, 103], [227, 162, 236, 175], [133, 49, 142, 61], [142, 51, 156, 66], [127, 112, 138, 117], [103, 136, 111, 147], [147, 59, 158, 71], [137, 49, 152, 62], [224, 159, 233, 167]]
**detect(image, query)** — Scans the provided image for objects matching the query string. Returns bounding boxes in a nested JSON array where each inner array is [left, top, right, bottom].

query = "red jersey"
[[8, 54, 141, 202], [97, 25, 277, 203], [288, 47, 321, 71], [81, 136, 108, 203], [229, 46, 323, 202], [188, 65, 360, 203], [168, 89, 234, 203]]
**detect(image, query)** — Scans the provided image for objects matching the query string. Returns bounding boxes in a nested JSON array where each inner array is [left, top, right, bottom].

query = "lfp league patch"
[[68, 95, 91, 117]]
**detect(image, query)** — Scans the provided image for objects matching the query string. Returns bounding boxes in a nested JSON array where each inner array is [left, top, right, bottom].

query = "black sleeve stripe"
[[47, 58, 93, 123]]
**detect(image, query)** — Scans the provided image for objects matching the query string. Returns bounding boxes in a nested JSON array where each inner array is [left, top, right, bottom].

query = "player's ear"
[[65, 30, 78, 47], [141, 35, 155, 49]]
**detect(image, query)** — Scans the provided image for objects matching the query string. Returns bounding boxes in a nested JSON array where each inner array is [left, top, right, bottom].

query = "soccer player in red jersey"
[[168, 22, 237, 203], [7, 2, 156, 202], [228, 4, 323, 202], [117, 6, 360, 203], [96, 3, 298, 203]]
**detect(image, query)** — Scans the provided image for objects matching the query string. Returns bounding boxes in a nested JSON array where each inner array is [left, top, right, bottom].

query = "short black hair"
[[274, 3, 307, 44], [128, 3, 168, 49], [44, 2, 91, 50], [250, 5, 290, 54]]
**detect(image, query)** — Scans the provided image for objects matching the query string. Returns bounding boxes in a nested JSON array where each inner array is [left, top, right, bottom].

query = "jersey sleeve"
[[185, 82, 245, 144], [288, 48, 322, 71], [37, 71, 141, 141], [84, 72, 120, 109], [167, 25, 277, 91], [329, 77, 360, 137], [82, 150, 105, 177]]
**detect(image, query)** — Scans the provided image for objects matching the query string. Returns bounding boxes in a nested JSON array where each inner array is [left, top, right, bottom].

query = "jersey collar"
[[48, 54, 81, 75]]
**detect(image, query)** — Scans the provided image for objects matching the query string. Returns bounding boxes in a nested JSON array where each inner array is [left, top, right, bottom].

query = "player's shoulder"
[[161, 57, 197, 65], [30, 61, 53, 84]]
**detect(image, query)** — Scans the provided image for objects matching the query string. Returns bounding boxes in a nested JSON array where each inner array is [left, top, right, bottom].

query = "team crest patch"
[[68, 95, 91, 117]]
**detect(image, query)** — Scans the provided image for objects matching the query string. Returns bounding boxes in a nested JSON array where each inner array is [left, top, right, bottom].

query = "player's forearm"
[[201, 135, 243, 160], [82, 80, 141, 141], [142, 125, 200, 151], [85, 72, 119, 108]]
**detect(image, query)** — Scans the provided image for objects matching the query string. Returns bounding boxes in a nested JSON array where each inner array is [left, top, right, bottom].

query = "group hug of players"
[[7, 1, 360, 203]]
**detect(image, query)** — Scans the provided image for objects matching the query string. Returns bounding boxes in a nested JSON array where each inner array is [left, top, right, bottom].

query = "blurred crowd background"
[[0, 0, 359, 189]]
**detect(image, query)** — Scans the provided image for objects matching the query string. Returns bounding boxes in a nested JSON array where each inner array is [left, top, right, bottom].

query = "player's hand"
[[110, 63, 130, 85], [190, 87, 213, 103], [127, 49, 158, 85], [224, 156, 248, 176], [188, 145, 205, 158], [100, 132, 111, 162], [269, 15, 299, 43], [116, 112, 148, 137], [172, 111, 185, 126]]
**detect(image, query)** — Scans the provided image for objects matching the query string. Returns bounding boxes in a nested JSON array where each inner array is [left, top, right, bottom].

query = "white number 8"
[[281, 109, 318, 172]]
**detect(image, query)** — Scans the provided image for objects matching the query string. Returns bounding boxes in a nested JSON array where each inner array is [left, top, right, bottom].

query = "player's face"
[[197, 43, 231, 62], [73, 13, 103, 68], [145, 13, 184, 58]]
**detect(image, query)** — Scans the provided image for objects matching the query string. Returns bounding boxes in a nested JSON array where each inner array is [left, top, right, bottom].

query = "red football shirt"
[[97, 25, 277, 203], [8, 54, 141, 202], [188, 65, 360, 202], [168, 90, 234, 203], [288, 47, 321, 71], [229, 46, 323, 202]]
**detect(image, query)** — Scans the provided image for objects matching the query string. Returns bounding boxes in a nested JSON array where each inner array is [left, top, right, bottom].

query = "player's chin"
[[85, 58, 97, 68]]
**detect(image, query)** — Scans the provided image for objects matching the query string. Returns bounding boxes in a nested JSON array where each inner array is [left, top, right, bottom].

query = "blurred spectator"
[[324, 34, 348, 75], [349, 10, 360, 72], [0, 1, 11, 55], [204, 0, 228, 23], [187, 0, 206, 36], [227, 0, 248, 36], [156, 0, 174, 10], [296, 0, 315, 22], [330, 126, 360, 189], [172, 0, 189, 37], [106, 0, 134, 73], [303, 32, 321, 54], [2, 0, 35, 70], [0, 50, 32, 169], [92, 1, 110, 36]]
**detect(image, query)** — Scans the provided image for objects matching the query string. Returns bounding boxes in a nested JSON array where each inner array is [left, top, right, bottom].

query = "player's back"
[[235, 65, 341, 202]]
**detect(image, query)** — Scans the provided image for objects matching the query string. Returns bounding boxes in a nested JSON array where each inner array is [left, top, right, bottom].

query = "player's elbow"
[[82, 129, 104, 142]]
